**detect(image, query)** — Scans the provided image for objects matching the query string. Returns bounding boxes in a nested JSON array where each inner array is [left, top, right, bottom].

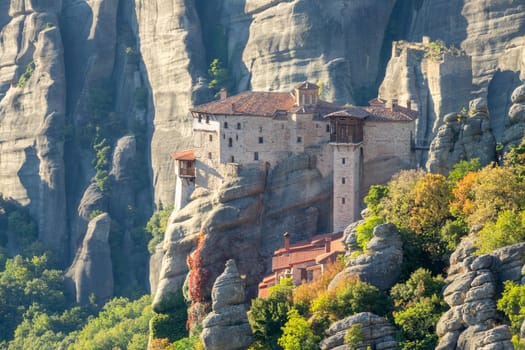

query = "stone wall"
[[362, 120, 415, 190]]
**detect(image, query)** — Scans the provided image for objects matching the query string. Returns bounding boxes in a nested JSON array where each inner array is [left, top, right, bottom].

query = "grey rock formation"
[[436, 238, 525, 349], [379, 41, 472, 166], [342, 220, 363, 257], [426, 98, 496, 174], [320, 312, 397, 350], [329, 223, 403, 291], [0, 1, 67, 256], [201, 259, 252, 350], [502, 83, 525, 151], [65, 213, 113, 305], [153, 154, 331, 312], [134, 0, 210, 206]]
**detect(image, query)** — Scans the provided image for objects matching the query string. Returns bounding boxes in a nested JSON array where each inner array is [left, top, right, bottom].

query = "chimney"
[[324, 237, 331, 253], [388, 98, 398, 111], [406, 100, 412, 110], [284, 232, 290, 251], [219, 88, 227, 100]]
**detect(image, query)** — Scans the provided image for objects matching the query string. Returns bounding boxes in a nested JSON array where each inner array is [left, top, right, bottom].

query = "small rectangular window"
[[198, 115, 202, 123], [209, 135, 213, 142], [342, 158, 346, 164], [237, 122, 241, 130], [236, 134, 238, 141], [316, 123, 319, 128], [205, 115, 210, 124], [297, 136, 302, 143], [228, 138, 233, 147], [224, 122, 228, 128], [259, 137, 264, 144], [208, 152, 212, 159], [342, 197, 345, 204], [231, 156, 235, 162], [342, 177, 346, 184], [254, 152, 259, 161], [326, 124, 330, 132]]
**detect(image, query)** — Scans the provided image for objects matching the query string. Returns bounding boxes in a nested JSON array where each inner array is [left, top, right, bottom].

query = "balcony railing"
[[179, 167, 195, 177]]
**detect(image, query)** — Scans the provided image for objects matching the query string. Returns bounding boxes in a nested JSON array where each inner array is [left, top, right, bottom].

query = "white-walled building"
[[177, 83, 416, 231]]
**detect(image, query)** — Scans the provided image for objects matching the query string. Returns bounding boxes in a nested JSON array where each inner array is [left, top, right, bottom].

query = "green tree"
[[356, 216, 385, 251], [278, 308, 319, 350], [448, 158, 481, 184], [249, 278, 293, 350], [208, 59, 232, 98], [497, 281, 525, 334], [393, 295, 447, 350], [476, 210, 525, 254], [363, 185, 388, 215], [390, 268, 444, 309], [145, 205, 174, 254], [69, 295, 152, 350]]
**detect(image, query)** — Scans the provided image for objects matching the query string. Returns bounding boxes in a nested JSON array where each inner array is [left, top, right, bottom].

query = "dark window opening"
[[237, 122, 241, 130], [259, 137, 264, 144], [208, 152, 212, 159], [342, 158, 346, 164], [198, 115, 202, 123], [342, 197, 346, 204], [209, 135, 213, 142], [228, 138, 233, 147], [205, 115, 210, 124], [342, 177, 346, 184], [326, 124, 330, 132], [254, 152, 259, 161], [316, 123, 319, 128], [297, 136, 302, 143], [236, 134, 238, 141], [231, 156, 235, 162], [224, 122, 228, 128]]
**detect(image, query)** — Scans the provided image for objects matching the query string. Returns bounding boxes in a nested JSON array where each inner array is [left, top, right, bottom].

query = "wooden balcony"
[[179, 167, 195, 178]]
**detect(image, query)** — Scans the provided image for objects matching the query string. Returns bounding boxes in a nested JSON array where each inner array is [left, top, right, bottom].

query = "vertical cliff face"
[[0, 0, 67, 256], [135, 0, 210, 207]]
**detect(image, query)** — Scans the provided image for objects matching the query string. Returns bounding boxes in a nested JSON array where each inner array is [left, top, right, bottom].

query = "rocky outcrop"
[[436, 237, 525, 349], [65, 213, 113, 305], [502, 83, 525, 151], [134, 0, 210, 206], [0, 1, 67, 256], [379, 41, 473, 165], [153, 154, 331, 312], [201, 259, 252, 350], [329, 223, 403, 291], [426, 98, 496, 174], [320, 312, 397, 350]]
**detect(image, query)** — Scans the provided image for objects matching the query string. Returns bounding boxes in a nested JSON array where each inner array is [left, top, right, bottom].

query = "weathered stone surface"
[[153, 154, 331, 312], [201, 260, 252, 350], [329, 223, 402, 291], [502, 84, 525, 150], [0, 4, 67, 257], [342, 220, 363, 256], [65, 213, 113, 305], [134, 0, 210, 206], [435, 239, 525, 349], [320, 312, 397, 350], [426, 98, 496, 174]]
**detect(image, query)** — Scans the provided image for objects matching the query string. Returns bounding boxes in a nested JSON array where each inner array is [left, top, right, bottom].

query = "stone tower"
[[326, 109, 366, 232]]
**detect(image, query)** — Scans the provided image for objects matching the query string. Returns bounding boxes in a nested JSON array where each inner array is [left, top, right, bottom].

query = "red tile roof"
[[190, 91, 296, 117], [171, 149, 195, 161]]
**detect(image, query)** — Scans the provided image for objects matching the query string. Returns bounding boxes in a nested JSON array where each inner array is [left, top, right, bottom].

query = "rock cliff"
[[330, 223, 403, 291], [65, 213, 113, 305], [153, 154, 331, 311], [436, 237, 525, 349]]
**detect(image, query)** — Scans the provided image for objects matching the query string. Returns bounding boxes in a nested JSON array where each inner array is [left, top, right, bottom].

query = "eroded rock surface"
[[153, 154, 331, 312], [320, 312, 397, 350], [436, 238, 525, 349], [427, 98, 496, 174], [502, 83, 525, 151], [201, 259, 252, 350], [65, 213, 113, 305], [329, 223, 403, 291]]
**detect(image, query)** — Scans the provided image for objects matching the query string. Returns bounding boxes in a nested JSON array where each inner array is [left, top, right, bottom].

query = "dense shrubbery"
[[497, 281, 525, 348], [145, 204, 173, 254]]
